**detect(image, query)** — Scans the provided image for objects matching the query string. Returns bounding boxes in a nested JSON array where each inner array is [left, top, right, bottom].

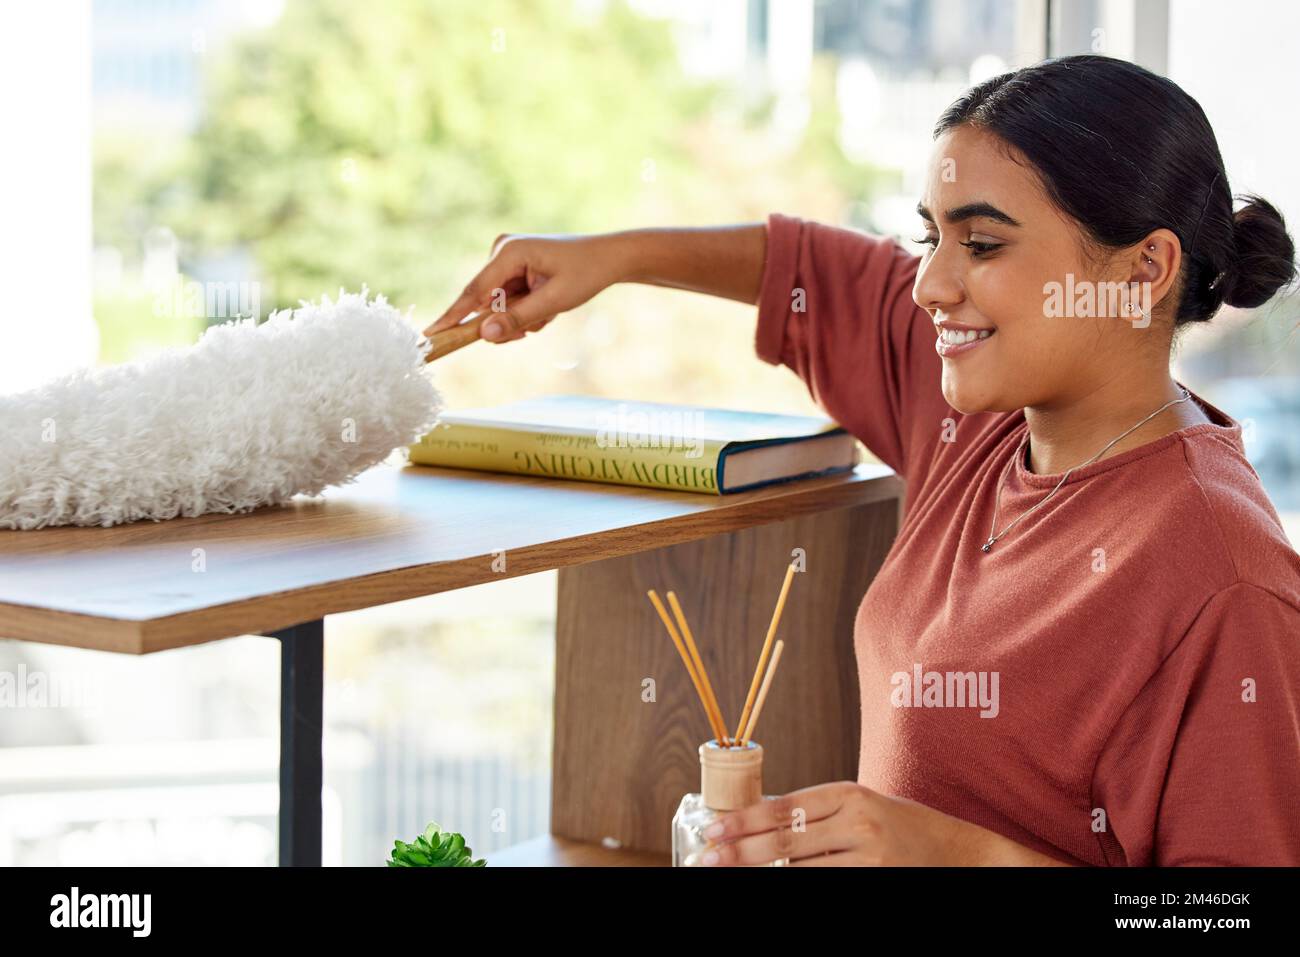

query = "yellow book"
[[407, 394, 860, 495]]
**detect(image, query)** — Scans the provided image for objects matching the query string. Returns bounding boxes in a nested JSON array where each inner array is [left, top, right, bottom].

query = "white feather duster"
[[0, 290, 443, 529]]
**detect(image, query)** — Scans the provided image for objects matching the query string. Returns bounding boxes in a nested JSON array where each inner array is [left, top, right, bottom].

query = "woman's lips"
[[934, 327, 995, 358]]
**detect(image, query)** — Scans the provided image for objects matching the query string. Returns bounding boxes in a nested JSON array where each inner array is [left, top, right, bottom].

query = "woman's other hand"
[[696, 780, 1075, 866]]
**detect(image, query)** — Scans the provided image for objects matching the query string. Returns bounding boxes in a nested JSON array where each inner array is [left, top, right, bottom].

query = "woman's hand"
[[423, 233, 628, 344], [698, 781, 1074, 866]]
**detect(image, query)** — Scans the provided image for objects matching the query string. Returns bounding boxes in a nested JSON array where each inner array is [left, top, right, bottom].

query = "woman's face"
[[912, 124, 1138, 415]]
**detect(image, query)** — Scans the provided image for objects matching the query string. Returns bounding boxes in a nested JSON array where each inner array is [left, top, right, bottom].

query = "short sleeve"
[[754, 212, 948, 481], [1092, 583, 1300, 866]]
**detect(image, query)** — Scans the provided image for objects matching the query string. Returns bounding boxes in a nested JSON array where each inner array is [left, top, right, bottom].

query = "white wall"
[[0, 2, 98, 394], [1168, 0, 1300, 230]]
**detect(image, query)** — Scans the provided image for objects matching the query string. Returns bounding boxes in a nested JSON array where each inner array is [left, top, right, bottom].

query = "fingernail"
[[483, 320, 502, 338], [702, 850, 719, 866], [704, 821, 725, 839]]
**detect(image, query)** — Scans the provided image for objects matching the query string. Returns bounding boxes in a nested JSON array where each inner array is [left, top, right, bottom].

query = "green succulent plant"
[[387, 822, 487, 867]]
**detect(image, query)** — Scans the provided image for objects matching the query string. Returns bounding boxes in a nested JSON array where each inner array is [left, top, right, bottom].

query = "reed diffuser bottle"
[[672, 739, 788, 867], [650, 560, 798, 868]]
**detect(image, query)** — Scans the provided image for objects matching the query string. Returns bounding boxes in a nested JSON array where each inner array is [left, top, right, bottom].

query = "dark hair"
[[934, 54, 1297, 326]]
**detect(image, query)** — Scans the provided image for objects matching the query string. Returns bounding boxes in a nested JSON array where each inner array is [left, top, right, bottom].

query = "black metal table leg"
[[269, 619, 324, 866]]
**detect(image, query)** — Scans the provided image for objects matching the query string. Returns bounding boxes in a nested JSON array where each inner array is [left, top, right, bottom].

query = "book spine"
[[408, 423, 727, 494]]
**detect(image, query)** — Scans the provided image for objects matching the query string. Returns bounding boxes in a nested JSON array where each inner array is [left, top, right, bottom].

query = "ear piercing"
[[1123, 300, 1150, 323]]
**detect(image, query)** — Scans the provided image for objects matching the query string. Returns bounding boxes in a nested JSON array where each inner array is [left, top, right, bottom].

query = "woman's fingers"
[[707, 781, 860, 844], [480, 275, 554, 341], [424, 248, 527, 336], [705, 816, 854, 866], [697, 782, 874, 866], [786, 850, 864, 866], [479, 281, 563, 341], [424, 233, 616, 345]]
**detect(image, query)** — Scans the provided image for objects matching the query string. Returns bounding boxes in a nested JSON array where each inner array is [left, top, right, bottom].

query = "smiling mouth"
[[934, 326, 995, 357]]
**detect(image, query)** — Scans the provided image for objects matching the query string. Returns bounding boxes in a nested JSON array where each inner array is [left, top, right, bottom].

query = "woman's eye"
[[959, 240, 1002, 257], [911, 236, 1001, 257]]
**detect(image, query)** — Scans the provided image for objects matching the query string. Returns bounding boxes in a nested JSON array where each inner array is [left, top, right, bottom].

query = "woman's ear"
[[1129, 228, 1182, 309]]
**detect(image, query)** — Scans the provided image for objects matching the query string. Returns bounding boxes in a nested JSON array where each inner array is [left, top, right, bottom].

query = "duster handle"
[[422, 312, 488, 363]]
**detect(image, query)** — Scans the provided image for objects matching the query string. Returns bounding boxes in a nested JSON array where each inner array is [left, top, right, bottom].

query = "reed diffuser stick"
[[740, 639, 784, 745], [647, 589, 728, 744], [733, 561, 796, 742], [666, 591, 731, 747]]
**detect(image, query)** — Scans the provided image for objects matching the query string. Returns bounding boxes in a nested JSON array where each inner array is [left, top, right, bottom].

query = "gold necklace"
[[981, 387, 1193, 553]]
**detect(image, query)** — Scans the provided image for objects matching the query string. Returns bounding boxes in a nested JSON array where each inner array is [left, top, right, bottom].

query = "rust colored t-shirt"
[[755, 211, 1300, 866]]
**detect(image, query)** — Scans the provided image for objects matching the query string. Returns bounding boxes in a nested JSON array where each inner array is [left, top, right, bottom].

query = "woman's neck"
[[1022, 375, 1212, 475]]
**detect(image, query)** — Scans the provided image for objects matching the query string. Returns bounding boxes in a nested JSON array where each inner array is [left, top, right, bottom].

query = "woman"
[[426, 55, 1300, 866]]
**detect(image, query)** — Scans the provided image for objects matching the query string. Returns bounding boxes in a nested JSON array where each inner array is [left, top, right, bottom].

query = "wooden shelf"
[[486, 834, 669, 867], [0, 461, 899, 654]]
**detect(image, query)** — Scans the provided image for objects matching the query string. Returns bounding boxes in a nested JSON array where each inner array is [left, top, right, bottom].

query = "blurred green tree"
[[182, 0, 715, 311]]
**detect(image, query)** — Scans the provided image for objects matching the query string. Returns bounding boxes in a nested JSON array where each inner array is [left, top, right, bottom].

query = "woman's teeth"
[[939, 328, 993, 344]]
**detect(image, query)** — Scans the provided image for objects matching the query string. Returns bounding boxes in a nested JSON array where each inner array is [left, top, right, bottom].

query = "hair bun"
[[1221, 194, 1297, 309]]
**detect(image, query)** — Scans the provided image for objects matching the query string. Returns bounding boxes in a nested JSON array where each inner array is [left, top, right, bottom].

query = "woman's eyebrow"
[[915, 201, 1022, 228]]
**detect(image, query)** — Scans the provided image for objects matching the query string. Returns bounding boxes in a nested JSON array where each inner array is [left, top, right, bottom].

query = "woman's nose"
[[912, 251, 963, 315]]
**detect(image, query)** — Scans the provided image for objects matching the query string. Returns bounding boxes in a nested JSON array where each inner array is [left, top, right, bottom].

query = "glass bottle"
[[671, 739, 788, 866]]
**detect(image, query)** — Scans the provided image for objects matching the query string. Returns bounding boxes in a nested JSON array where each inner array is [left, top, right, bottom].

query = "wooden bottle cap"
[[699, 739, 764, 811]]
